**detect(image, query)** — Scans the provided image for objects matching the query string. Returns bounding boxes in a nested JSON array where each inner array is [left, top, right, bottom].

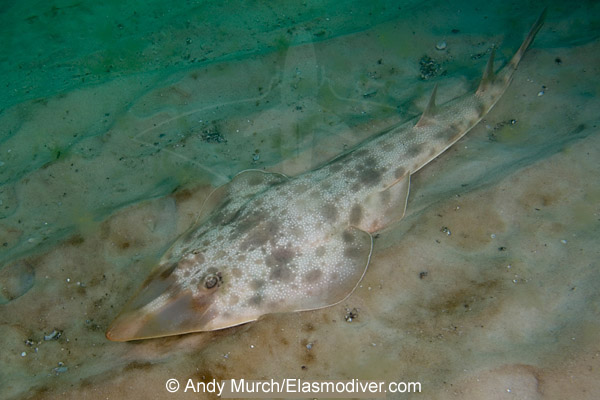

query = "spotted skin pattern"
[[106, 11, 545, 341]]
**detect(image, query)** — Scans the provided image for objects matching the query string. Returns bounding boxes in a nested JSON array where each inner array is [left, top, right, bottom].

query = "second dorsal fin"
[[476, 47, 496, 94], [415, 84, 438, 128]]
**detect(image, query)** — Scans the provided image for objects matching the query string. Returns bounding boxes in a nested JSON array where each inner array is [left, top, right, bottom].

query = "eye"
[[204, 274, 219, 289]]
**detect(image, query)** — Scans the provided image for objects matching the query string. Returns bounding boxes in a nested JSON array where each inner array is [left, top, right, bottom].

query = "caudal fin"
[[507, 8, 547, 72], [477, 8, 546, 95]]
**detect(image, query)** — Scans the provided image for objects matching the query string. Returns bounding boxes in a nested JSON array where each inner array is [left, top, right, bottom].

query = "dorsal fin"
[[476, 46, 496, 94], [415, 84, 438, 127]]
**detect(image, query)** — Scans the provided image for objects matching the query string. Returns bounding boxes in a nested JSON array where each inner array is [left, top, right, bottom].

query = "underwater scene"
[[1, 0, 599, 398]]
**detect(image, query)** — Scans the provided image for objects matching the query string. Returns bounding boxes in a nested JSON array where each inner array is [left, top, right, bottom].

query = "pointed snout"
[[105, 263, 218, 341], [106, 289, 202, 341]]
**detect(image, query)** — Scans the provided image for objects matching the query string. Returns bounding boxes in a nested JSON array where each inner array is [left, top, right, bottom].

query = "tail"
[[506, 8, 547, 72], [477, 8, 546, 94]]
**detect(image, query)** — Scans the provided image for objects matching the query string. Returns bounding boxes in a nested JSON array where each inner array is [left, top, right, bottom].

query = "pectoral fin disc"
[[197, 169, 289, 227], [260, 226, 373, 314]]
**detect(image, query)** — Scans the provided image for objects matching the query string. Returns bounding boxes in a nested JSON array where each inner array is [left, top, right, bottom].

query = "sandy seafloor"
[[1, 0, 599, 399]]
